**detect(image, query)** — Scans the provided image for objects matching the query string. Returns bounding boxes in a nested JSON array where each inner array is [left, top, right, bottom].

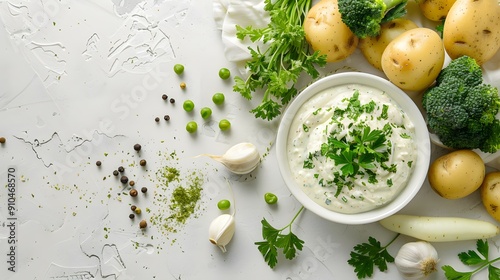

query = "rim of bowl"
[[276, 72, 431, 224]]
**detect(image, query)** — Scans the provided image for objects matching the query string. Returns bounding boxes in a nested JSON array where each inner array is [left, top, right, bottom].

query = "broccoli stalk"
[[422, 56, 500, 153], [338, 0, 408, 38]]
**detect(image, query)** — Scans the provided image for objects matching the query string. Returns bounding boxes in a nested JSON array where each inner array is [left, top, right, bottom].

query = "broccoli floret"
[[435, 55, 483, 87], [337, 0, 408, 38], [422, 56, 500, 153]]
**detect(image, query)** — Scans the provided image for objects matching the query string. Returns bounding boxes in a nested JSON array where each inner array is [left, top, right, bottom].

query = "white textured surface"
[[0, 0, 499, 279]]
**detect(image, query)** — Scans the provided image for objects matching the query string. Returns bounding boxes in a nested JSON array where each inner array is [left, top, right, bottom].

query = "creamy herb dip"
[[286, 84, 416, 214]]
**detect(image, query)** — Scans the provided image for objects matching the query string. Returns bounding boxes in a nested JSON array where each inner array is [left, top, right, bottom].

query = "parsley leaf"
[[233, 0, 327, 120], [255, 206, 305, 268], [348, 234, 400, 279], [442, 239, 500, 280], [436, 18, 445, 38], [255, 240, 278, 268], [323, 125, 389, 178], [250, 99, 282, 121], [303, 152, 315, 169]]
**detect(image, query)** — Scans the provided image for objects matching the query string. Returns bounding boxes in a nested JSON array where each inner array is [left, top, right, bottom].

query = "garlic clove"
[[395, 241, 439, 280], [200, 142, 261, 174], [208, 214, 235, 252]]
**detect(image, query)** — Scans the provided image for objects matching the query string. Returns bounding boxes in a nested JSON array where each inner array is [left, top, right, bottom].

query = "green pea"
[[264, 193, 278, 204], [218, 68, 231, 80], [200, 107, 212, 119], [186, 121, 198, 133], [219, 119, 231, 131], [183, 100, 195, 112], [174, 64, 184, 75], [212, 93, 225, 105], [217, 199, 231, 210]]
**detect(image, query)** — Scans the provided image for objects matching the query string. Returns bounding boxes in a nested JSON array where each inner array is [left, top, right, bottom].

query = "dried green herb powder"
[[168, 173, 203, 224], [151, 151, 206, 236]]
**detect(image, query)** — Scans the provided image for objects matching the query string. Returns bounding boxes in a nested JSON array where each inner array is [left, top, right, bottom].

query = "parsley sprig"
[[323, 126, 388, 177], [255, 206, 305, 268], [321, 92, 390, 178], [348, 234, 400, 279], [233, 0, 327, 120], [442, 239, 500, 280]]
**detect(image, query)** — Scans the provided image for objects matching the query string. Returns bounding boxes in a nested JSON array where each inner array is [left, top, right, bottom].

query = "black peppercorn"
[[155, 117, 160, 122], [129, 213, 135, 219], [129, 189, 138, 197], [134, 144, 141, 151], [96, 160, 102, 167], [131, 205, 137, 211], [169, 98, 175, 104], [120, 176, 129, 184], [162, 94, 168, 100], [164, 115, 170, 121], [141, 187, 148, 193], [0, 137, 6, 144], [139, 159, 147, 166], [118, 166, 125, 173], [113, 170, 119, 176], [139, 220, 147, 229], [129, 180, 135, 187]]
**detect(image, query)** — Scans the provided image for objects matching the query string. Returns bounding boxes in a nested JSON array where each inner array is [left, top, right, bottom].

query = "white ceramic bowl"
[[276, 72, 431, 224]]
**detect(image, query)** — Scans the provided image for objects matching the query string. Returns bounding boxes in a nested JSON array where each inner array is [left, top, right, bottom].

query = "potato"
[[481, 172, 500, 222], [428, 150, 485, 199], [381, 28, 444, 91], [359, 19, 418, 71], [443, 0, 500, 65], [304, 0, 358, 63], [418, 0, 457, 21]]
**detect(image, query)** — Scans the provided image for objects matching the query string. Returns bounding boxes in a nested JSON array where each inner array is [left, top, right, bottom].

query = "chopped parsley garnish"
[[379, 104, 389, 120], [381, 162, 397, 173], [300, 91, 402, 197], [400, 133, 411, 139], [312, 108, 322, 115], [303, 152, 315, 169], [322, 126, 389, 176], [386, 178, 393, 187]]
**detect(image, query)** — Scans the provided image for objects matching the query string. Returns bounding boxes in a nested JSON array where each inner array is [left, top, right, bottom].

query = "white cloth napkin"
[[213, 0, 270, 72]]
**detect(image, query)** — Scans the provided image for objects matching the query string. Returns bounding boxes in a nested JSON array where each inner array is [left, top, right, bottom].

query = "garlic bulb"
[[395, 241, 439, 280], [199, 142, 260, 174], [208, 214, 235, 253]]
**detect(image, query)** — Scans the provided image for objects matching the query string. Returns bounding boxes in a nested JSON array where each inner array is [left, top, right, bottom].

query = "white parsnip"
[[379, 214, 500, 242]]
